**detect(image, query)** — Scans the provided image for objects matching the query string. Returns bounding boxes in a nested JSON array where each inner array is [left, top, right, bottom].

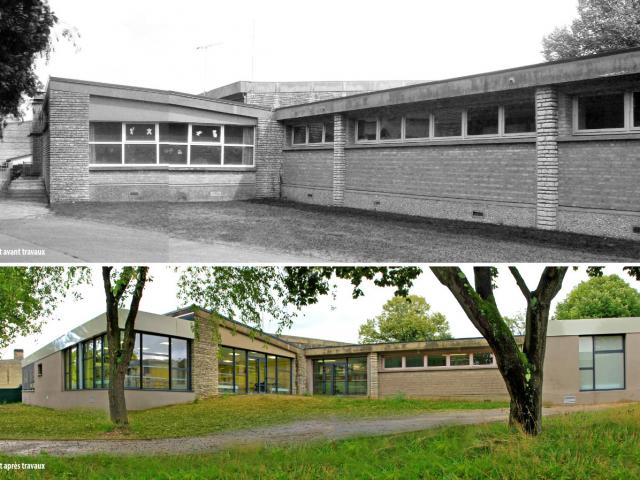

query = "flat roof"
[[547, 317, 640, 336], [47, 77, 272, 119], [203, 80, 423, 100], [273, 47, 640, 120]]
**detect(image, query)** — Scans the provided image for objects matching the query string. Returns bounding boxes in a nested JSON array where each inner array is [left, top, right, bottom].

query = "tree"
[[555, 274, 640, 320], [0, 267, 89, 351], [358, 295, 451, 343], [542, 0, 640, 61], [503, 311, 526, 336]]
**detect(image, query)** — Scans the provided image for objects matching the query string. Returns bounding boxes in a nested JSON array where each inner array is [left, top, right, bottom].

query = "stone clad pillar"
[[192, 317, 218, 398], [333, 114, 346, 206], [295, 352, 307, 395], [535, 86, 559, 230], [368, 352, 379, 399]]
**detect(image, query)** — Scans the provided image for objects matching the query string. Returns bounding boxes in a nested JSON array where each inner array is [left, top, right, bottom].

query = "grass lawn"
[[0, 395, 506, 440], [0, 404, 638, 479], [52, 200, 640, 262]]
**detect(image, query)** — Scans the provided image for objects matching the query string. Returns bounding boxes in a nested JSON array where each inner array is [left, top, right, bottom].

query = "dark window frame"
[[579, 334, 626, 392]]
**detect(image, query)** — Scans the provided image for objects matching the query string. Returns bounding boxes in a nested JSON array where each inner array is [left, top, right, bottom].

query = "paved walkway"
[[0, 200, 318, 263], [0, 404, 613, 457]]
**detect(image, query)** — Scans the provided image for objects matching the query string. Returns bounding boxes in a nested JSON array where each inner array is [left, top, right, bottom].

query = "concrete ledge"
[[558, 206, 640, 240]]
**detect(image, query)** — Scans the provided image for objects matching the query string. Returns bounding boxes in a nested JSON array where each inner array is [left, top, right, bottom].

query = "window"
[[473, 352, 493, 365], [405, 114, 429, 139], [504, 101, 536, 134], [217, 346, 292, 395], [142, 334, 170, 390], [433, 109, 462, 137], [22, 364, 34, 391], [357, 119, 377, 141], [384, 356, 402, 368], [125, 334, 141, 389], [312, 357, 367, 395], [634, 92, 640, 128], [579, 335, 625, 391], [89, 122, 254, 166], [171, 338, 189, 391], [449, 354, 470, 366], [405, 354, 424, 368], [379, 116, 402, 140], [291, 122, 334, 145], [37, 363, 43, 377], [83, 341, 94, 389], [577, 93, 625, 130], [427, 355, 446, 367], [467, 106, 499, 136]]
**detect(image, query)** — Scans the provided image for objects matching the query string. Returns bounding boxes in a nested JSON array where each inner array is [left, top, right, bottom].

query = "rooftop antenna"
[[196, 42, 223, 93]]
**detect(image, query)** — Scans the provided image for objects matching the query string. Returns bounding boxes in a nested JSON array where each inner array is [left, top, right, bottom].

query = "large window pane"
[[594, 352, 624, 390], [347, 357, 367, 395], [248, 352, 265, 393], [91, 144, 121, 165], [267, 355, 277, 393], [234, 349, 247, 393], [406, 355, 424, 368], [594, 335, 623, 352], [70, 346, 78, 390], [103, 336, 110, 388], [313, 360, 324, 394], [142, 334, 169, 390], [90, 122, 121, 142], [634, 92, 640, 128], [160, 145, 187, 165], [125, 334, 141, 389], [83, 340, 94, 389], [192, 125, 221, 142], [473, 352, 493, 365], [449, 354, 470, 366], [433, 110, 461, 137], [324, 121, 334, 142], [504, 101, 536, 134], [357, 119, 377, 141], [579, 337, 593, 368], [467, 105, 499, 136], [224, 146, 253, 166], [218, 347, 235, 394], [225, 126, 254, 145], [190, 145, 221, 165], [380, 116, 402, 140], [308, 123, 324, 143], [405, 114, 429, 139], [277, 357, 290, 394], [159, 123, 188, 143], [292, 126, 306, 144], [384, 356, 402, 368], [580, 369, 594, 390], [577, 93, 625, 130], [94, 337, 104, 388], [126, 123, 155, 141], [427, 355, 446, 367], [171, 338, 188, 391], [124, 144, 156, 164]]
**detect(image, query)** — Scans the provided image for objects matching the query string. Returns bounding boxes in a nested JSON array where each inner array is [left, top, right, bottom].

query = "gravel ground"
[[52, 200, 640, 263], [0, 404, 615, 457]]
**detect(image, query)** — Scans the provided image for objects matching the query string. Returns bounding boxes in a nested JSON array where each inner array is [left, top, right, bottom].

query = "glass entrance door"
[[330, 362, 348, 395]]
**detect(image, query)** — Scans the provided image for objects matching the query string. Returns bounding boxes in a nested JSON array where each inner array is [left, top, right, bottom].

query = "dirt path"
[[0, 404, 615, 457]]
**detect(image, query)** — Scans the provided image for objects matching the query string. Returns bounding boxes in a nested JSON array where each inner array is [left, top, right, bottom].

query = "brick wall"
[[42, 131, 50, 195], [559, 140, 640, 212], [282, 150, 333, 189], [192, 316, 219, 398], [378, 368, 508, 399], [48, 89, 90, 203]]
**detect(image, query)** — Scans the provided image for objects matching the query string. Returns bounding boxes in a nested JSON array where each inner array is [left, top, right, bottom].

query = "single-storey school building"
[[20, 308, 640, 411], [27, 47, 640, 239]]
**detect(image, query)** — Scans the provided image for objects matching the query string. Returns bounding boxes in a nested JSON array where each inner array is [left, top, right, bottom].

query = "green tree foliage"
[[555, 274, 640, 319], [358, 295, 451, 343], [503, 311, 526, 336], [0, 267, 89, 351], [542, 0, 640, 61]]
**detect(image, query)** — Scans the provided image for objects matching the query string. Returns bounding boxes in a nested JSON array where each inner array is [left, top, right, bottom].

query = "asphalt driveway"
[[47, 199, 640, 263]]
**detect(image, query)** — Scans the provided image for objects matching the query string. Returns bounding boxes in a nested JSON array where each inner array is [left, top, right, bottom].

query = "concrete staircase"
[[3, 177, 48, 203]]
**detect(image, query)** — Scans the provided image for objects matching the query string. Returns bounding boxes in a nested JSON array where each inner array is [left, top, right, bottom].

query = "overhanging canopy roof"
[[273, 47, 640, 120]]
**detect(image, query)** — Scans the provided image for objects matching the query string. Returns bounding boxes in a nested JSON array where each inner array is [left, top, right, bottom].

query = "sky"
[[2, 266, 638, 359], [32, 0, 580, 98]]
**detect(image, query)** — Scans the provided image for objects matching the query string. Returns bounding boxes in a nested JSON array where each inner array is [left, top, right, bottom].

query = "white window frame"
[[88, 122, 255, 168], [355, 118, 379, 143], [572, 91, 634, 134]]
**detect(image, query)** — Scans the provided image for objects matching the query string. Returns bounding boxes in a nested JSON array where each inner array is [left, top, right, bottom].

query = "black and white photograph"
[[0, 0, 639, 478]]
